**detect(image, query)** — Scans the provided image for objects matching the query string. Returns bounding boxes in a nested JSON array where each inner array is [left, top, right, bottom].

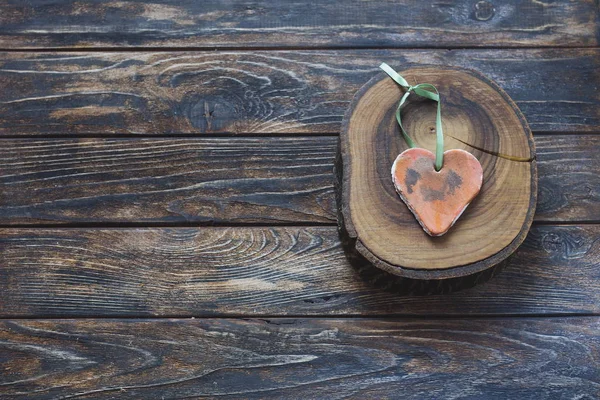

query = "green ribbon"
[[379, 63, 444, 171]]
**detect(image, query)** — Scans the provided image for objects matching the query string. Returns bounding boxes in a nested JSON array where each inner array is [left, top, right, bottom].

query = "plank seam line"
[[0, 133, 341, 139], [0, 45, 597, 53], [0, 132, 597, 140], [1, 313, 599, 321], [0, 221, 597, 229], [0, 222, 339, 229]]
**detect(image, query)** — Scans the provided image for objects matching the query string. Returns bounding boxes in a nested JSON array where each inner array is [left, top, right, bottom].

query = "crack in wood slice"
[[446, 133, 534, 162]]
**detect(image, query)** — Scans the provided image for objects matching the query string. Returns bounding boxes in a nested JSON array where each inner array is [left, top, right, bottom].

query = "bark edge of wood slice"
[[336, 65, 537, 284]]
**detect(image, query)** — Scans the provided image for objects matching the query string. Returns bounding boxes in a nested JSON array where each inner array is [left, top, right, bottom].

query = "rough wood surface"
[[0, 49, 598, 135], [339, 66, 535, 279], [1, 318, 598, 399], [1, 225, 598, 317], [0, 135, 596, 225], [535, 135, 600, 222], [0, 0, 597, 49], [0, 137, 337, 225], [1, 1, 598, 396]]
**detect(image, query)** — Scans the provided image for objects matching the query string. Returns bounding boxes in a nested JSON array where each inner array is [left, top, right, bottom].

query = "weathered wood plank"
[[0, 318, 598, 399], [0, 0, 597, 49], [1, 135, 597, 225], [535, 135, 600, 222], [0, 137, 338, 225], [0, 225, 598, 317], [0, 49, 598, 135]]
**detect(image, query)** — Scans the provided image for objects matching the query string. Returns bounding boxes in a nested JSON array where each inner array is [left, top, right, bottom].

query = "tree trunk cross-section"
[[338, 66, 536, 282], [0, 318, 598, 399]]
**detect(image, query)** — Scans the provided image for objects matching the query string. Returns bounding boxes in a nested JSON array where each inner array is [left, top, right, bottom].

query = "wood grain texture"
[[0, 318, 598, 399], [1, 135, 596, 225], [0, 49, 598, 135], [0, 137, 337, 225], [535, 135, 600, 222], [1, 2, 596, 396], [0, 0, 597, 49], [1, 225, 598, 317], [339, 66, 535, 277]]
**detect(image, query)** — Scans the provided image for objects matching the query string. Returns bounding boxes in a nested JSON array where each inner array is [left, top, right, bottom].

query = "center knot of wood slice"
[[392, 148, 483, 236]]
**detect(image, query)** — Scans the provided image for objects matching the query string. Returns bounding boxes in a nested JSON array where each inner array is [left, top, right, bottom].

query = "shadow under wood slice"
[[337, 65, 537, 288]]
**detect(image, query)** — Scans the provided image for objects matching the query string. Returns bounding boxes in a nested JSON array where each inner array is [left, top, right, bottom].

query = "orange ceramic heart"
[[391, 148, 483, 236]]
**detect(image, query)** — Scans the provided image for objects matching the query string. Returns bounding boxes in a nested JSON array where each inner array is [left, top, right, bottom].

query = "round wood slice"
[[337, 65, 537, 285]]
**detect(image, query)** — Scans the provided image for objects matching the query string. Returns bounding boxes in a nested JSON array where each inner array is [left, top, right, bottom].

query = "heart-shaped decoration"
[[391, 148, 483, 236]]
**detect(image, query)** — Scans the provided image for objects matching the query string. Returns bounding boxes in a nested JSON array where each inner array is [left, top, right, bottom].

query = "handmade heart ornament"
[[392, 148, 483, 236]]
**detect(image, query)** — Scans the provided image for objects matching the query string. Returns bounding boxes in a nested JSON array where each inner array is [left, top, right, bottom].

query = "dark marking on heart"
[[405, 169, 421, 194], [420, 169, 463, 202], [446, 170, 463, 195]]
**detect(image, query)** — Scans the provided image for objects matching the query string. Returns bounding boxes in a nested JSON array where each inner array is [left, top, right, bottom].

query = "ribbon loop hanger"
[[380, 63, 444, 171]]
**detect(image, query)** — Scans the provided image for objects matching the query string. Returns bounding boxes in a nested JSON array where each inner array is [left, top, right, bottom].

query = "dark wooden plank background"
[[1, 0, 598, 49], [0, 1, 599, 399], [1, 225, 599, 317], [0, 135, 597, 225], [2, 318, 599, 398], [0, 50, 598, 135]]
